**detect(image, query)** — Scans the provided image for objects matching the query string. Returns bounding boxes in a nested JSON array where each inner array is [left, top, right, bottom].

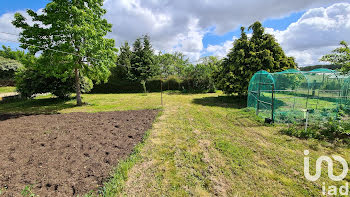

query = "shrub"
[[281, 118, 350, 142], [16, 65, 93, 99], [281, 125, 320, 139], [16, 66, 74, 98], [320, 118, 350, 140], [0, 56, 22, 82]]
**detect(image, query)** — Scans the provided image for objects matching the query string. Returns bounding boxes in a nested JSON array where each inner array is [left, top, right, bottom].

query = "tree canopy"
[[12, 0, 116, 105], [0, 46, 26, 61], [217, 21, 296, 96], [154, 52, 190, 78], [320, 41, 350, 73], [115, 41, 132, 79], [126, 35, 155, 93]]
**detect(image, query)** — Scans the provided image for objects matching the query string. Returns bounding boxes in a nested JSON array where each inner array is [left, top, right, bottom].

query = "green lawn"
[[2, 92, 350, 196], [0, 93, 162, 114], [0, 86, 16, 94]]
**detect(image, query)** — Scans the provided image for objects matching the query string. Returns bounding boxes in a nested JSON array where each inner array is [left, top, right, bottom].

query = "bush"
[[0, 56, 22, 84], [281, 126, 320, 139], [281, 118, 350, 142], [16, 65, 93, 99], [16, 66, 73, 98]]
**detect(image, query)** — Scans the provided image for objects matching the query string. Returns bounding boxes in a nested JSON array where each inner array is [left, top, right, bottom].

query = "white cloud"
[[136, 0, 336, 34], [103, 0, 337, 62], [103, 0, 206, 61], [0, 9, 43, 44], [0, 0, 347, 64], [171, 18, 205, 60], [267, 3, 350, 66], [0, 12, 22, 42], [206, 37, 236, 58]]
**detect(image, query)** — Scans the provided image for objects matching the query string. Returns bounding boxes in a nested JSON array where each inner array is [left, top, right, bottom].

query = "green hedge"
[[92, 77, 182, 93], [91, 76, 212, 93]]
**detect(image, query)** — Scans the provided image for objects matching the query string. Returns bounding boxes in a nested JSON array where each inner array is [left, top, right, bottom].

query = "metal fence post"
[[161, 79, 163, 106]]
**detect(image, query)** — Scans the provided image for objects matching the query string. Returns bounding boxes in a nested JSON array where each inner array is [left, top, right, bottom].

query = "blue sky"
[[202, 11, 305, 49], [0, 0, 47, 15], [0, 1, 349, 66], [0, 0, 47, 49]]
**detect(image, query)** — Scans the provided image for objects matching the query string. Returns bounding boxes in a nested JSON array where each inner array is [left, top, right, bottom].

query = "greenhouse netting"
[[247, 68, 350, 123]]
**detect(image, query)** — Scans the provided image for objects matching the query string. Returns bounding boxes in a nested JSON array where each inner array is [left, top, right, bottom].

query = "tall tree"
[[130, 37, 143, 81], [173, 52, 190, 77], [320, 41, 350, 73], [154, 52, 187, 77], [154, 52, 173, 78], [129, 35, 155, 93], [115, 41, 132, 79], [142, 35, 155, 86], [12, 0, 116, 105], [218, 22, 296, 96], [199, 56, 221, 91]]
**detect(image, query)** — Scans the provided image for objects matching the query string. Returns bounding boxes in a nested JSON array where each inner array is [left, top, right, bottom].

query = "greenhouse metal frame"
[[247, 68, 350, 123]]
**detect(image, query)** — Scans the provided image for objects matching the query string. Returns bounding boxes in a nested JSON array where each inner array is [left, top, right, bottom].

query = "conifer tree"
[[218, 21, 296, 96]]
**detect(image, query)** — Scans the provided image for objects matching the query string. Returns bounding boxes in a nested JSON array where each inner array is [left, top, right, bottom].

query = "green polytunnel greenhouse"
[[247, 68, 350, 123]]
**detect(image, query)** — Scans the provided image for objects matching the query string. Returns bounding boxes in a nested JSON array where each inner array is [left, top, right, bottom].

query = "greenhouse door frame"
[[256, 82, 275, 123]]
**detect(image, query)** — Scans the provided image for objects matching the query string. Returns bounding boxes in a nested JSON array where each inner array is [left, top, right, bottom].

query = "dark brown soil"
[[0, 109, 159, 197]]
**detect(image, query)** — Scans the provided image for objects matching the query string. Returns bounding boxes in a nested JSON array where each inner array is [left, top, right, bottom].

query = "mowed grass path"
[[1, 92, 350, 196]]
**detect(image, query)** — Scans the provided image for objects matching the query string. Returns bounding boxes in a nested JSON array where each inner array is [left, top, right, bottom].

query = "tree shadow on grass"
[[0, 97, 76, 121], [192, 95, 247, 109]]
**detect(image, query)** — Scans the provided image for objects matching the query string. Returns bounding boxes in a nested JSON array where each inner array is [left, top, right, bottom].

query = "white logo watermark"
[[304, 150, 349, 195]]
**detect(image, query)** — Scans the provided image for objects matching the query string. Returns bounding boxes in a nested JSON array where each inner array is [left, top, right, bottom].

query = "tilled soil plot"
[[0, 109, 159, 196]]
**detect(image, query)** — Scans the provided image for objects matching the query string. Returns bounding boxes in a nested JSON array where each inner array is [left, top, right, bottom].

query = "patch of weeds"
[[280, 125, 320, 139], [281, 118, 350, 143], [21, 185, 38, 197], [276, 111, 301, 124], [320, 119, 350, 139]]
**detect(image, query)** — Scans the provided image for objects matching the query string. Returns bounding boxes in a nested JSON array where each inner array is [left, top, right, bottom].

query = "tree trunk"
[[141, 80, 147, 94], [75, 68, 83, 106]]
